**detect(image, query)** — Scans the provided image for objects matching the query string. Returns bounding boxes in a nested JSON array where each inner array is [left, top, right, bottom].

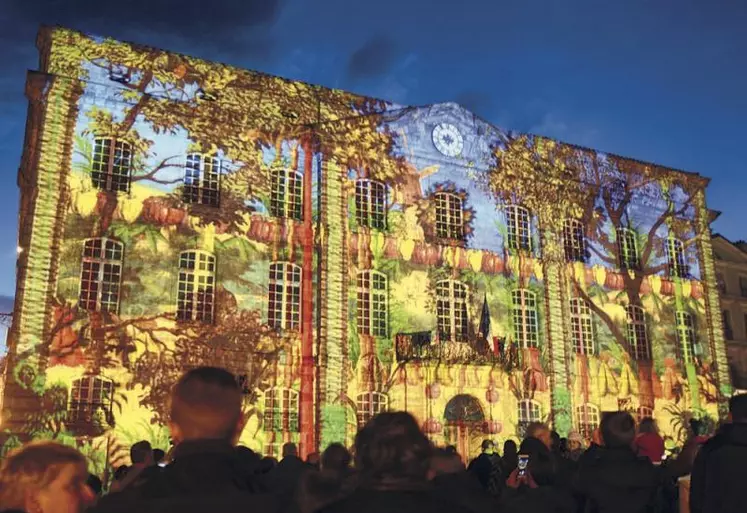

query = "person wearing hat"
[[566, 431, 585, 462]]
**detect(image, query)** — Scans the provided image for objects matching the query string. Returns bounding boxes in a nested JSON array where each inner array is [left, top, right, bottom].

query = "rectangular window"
[[740, 277, 747, 298], [618, 228, 640, 271], [435, 193, 464, 240], [270, 169, 302, 220], [575, 404, 600, 442], [507, 205, 532, 251], [268, 263, 302, 330], [264, 388, 299, 432], [91, 137, 132, 193], [355, 180, 387, 230], [79, 238, 123, 313], [717, 273, 727, 294], [518, 400, 541, 437], [183, 154, 220, 206], [436, 280, 469, 342], [676, 311, 697, 363], [626, 305, 650, 360], [357, 271, 388, 337], [177, 251, 216, 323], [667, 238, 688, 278], [356, 392, 388, 427], [68, 376, 113, 424], [512, 289, 539, 348], [723, 310, 733, 340], [570, 299, 595, 355], [564, 219, 586, 262]]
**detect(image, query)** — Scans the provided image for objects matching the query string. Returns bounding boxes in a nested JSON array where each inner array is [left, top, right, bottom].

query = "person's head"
[[0, 441, 95, 513], [428, 447, 464, 479], [503, 439, 518, 458], [306, 452, 320, 467], [525, 422, 552, 450], [729, 393, 747, 423], [354, 411, 433, 483], [550, 431, 561, 452], [518, 438, 556, 487], [481, 439, 495, 454], [689, 418, 703, 437], [567, 430, 583, 451], [601, 411, 636, 449], [130, 441, 153, 466], [321, 443, 351, 473], [85, 474, 102, 497], [282, 442, 298, 459], [152, 448, 165, 464], [113, 465, 129, 481], [638, 417, 659, 435], [169, 366, 243, 444], [257, 456, 277, 474]]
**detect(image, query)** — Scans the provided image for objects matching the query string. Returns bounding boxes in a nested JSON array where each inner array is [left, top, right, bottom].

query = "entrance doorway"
[[443, 394, 486, 463]]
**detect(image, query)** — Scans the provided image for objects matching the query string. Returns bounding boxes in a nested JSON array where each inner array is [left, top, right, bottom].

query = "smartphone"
[[157, 462, 167, 468], [517, 454, 529, 477]]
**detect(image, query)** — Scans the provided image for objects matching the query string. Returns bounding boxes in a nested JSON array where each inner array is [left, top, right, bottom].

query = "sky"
[[0, 0, 745, 301]]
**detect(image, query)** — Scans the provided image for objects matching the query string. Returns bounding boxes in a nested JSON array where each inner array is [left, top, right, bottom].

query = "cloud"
[[454, 90, 493, 117], [346, 35, 399, 81]]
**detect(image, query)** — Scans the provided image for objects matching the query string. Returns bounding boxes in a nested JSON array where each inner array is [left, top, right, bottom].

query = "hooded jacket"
[[690, 423, 747, 513]]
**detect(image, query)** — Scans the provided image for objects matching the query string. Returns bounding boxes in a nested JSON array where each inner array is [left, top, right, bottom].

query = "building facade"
[[0, 27, 732, 467], [712, 235, 747, 391]]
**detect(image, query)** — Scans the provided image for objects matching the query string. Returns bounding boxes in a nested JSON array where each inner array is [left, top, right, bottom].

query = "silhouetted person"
[[635, 417, 665, 464], [266, 443, 308, 509], [575, 411, 661, 513], [153, 449, 166, 465], [87, 473, 103, 497], [690, 394, 747, 513], [93, 366, 276, 513], [306, 452, 321, 470], [501, 440, 518, 478], [109, 440, 155, 492], [296, 443, 354, 513], [318, 411, 470, 513], [430, 447, 498, 513], [467, 439, 502, 496], [525, 422, 552, 450]]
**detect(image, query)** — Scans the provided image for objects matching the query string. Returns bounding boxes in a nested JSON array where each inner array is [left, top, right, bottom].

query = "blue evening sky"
[[0, 0, 745, 301]]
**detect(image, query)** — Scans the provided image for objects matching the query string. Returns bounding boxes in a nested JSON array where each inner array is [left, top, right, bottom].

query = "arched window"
[[355, 179, 387, 230], [268, 262, 302, 330], [79, 238, 124, 313], [518, 399, 541, 437], [270, 169, 303, 220], [436, 280, 469, 342], [435, 192, 464, 240], [91, 136, 132, 193], [177, 250, 216, 323], [617, 227, 639, 271], [570, 298, 595, 355], [506, 205, 532, 251], [356, 391, 388, 427], [357, 271, 388, 337], [626, 305, 650, 360], [68, 376, 113, 424], [575, 403, 600, 441], [183, 154, 220, 206], [563, 218, 586, 262], [676, 311, 697, 363], [667, 237, 688, 278], [512, 289, 539, 348], [263, 387, 299, 432]]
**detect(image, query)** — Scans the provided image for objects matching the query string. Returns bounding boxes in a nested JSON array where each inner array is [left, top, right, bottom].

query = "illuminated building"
[[0, 26, 731, 464]]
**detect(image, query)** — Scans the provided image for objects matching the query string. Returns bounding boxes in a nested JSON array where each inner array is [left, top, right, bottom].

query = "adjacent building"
[[712, 235, 747, 391], [0, 27, 732, 464]]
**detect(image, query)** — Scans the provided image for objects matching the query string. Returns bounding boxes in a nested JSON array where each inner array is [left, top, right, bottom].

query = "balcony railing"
[[394, 332, 519, 366]]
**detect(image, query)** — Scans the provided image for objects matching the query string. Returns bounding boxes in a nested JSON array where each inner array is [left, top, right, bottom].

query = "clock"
[[432, 123, 464, 157]]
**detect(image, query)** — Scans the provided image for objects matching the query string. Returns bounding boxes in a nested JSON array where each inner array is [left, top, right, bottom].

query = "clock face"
[[432, 123, 464, 157]]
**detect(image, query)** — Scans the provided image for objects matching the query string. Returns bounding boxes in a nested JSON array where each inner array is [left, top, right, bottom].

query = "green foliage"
[[320, 404, 348, 446]]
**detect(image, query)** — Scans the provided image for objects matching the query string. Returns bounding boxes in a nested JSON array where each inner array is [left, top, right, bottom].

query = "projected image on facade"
[[1, 27, 731, 469]]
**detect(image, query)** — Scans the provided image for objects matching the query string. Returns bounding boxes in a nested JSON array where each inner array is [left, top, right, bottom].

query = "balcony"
[[394, 332, 518, 366]]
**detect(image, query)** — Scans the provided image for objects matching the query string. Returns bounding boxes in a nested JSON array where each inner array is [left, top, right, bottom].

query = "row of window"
[[89, 138, 689, 275], [716, 273, 747, 298], [722, 310, 747, 341]]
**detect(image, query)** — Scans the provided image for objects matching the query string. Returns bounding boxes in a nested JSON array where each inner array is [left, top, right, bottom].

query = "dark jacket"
[[431, 471, 500, 513], [93, 439, 276, 513], [500, 485, 576, 513], [318, 484, 472, 513], [690, 423, 747, 513], [574, 446, 661, 513], [467, 453, 501, 494], [266, 454, 310, 510]]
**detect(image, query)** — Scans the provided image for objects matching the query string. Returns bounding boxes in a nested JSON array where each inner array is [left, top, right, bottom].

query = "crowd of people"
[[0, 365, 744, 513]]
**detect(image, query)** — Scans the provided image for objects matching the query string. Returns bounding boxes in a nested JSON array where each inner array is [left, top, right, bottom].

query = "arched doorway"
[[444, 394, 486, 462]]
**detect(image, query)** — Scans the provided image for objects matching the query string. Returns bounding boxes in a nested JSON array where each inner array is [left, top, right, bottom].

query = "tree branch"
[[573, 279, 629, 351]]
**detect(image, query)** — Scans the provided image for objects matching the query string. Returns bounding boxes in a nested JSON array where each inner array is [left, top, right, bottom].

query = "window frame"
[[436, 279, 469, 342], [512, 289, 539, 348], [626, 305, 650, 361], [675, 310, 697, 363], [563, 218, 587, 262], [723, 310, 733, 340], [517, 399, 541, 437], [617, 227, 640, 271], [270, 168, 303, 220], [176, 250, 216, 323], [740, 276, 747, 298], [268, 262, 302, 330], [434, 192, 465, 241], [78, 238, 124, 313], [506, 205, 532, 252], [68, 376, 114, 425], [667, 237, 688, 278], [183, 153, 221, 206], [570, 298, 595, 355], [357, 270, 388, 338], [263, 387, 300, 433], [716, 273, 727, 294], [575, 403, 600, 441], [355, 391, 389, 427], [91, 136, 133, 193], [355, 179, 387, 230]]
